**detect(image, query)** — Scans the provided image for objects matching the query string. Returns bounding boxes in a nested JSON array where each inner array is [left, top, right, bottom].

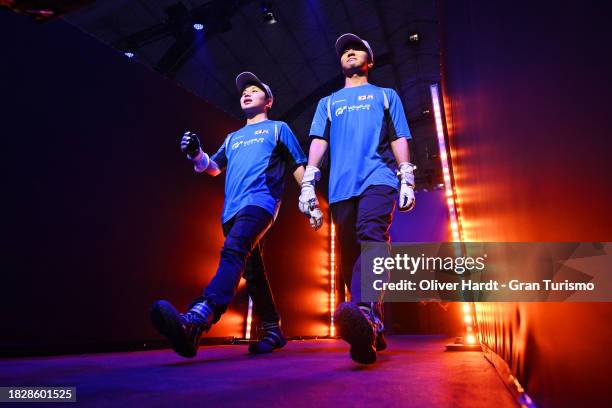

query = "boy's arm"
[[181, 131, 227, 176], [386, 90, 416, 212]]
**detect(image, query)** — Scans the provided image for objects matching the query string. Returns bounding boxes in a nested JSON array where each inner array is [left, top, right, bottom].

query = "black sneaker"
[[248, 322, 287, 355], [334, 302, 376, 364], [150, 300, 213, 358], [359, 305, 387, 352], [375, 331, 387, 351]]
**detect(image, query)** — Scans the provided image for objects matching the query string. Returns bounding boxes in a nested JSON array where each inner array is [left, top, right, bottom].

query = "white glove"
[[299, 165, 323, 230], [397, 162, 416, 212]]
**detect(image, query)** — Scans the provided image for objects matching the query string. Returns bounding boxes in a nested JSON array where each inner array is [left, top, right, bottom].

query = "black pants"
[[195, 205, 280, 324], [331, 185, 396, 305]]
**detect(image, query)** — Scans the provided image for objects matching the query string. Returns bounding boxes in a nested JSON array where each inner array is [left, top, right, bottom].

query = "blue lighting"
[[124, 52, 135, 58], [193, 23, 204, 31]]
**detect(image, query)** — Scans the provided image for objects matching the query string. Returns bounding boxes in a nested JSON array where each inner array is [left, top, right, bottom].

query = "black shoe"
[[248, 323, 287, 355], [150, 300, 213, 358], [334, 302, 376, 364], [358, 305, 387, 352], [375, 331, 387, 352]]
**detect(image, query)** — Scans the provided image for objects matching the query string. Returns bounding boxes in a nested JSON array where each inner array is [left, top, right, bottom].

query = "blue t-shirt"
[[211, 120, 306, 223], [309, 84, 411, 204]]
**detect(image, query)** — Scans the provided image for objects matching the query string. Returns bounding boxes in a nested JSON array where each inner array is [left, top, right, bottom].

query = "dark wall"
[[440, 1, 612, 242], [0, 9, 327, 352], [440, 1, 612, 406]]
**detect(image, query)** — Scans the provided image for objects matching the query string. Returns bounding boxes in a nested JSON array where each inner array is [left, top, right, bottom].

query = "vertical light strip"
[[245, 296, 253, 339], [330, 222, 336, 337], [430, 84, 462, 242], [462, 302, 477, 344], [431, 84, 476, 344]]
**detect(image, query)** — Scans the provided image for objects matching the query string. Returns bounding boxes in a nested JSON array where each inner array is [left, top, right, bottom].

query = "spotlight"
[[408, 33, 420, 44], [193, 23, 204, 31], [466, 334, 477, 344], [124, 52, 135, 58], [261, 2, 277, 24]]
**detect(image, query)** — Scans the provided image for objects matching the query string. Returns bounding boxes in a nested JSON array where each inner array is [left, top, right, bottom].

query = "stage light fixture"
[[409, 33, 420, 44], [261, 2, 277, 24], [193, 23, 204, 31], [124, 52, 135, 58]]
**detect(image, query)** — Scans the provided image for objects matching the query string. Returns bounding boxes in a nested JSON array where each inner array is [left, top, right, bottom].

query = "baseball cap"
[[235, 72, 274, 106], [335, 33, 374, 64]]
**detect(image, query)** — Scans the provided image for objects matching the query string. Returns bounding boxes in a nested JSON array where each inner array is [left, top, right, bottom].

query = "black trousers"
[[331, 185, 396, 306], [194, 205, 281, 324]]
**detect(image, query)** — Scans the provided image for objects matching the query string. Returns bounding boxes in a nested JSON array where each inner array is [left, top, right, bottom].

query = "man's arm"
[[298, 138, 327, 230], [204, 160, 223, 177], [386, 89, 416, 212], [191, 150, 224, 176], [308, 138, 328, 166], [390, 137, 410, 164], [391, 137, 416, 212], [276, 123, 308, 187], [293, 165, 305, 185], [298, 98, 329, 230]]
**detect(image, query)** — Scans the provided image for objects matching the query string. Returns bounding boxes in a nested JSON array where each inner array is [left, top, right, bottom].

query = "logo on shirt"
[[254, 129, 269, 135], [358, 94, 374, 101], [332, 99, 347, 105], [335, 104, 372, 117], [231, 137, 265, 150]]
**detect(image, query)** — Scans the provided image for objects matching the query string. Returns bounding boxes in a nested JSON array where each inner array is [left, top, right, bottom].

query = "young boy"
[[151, 72, 306, 358], [300, 34, 416, 364]]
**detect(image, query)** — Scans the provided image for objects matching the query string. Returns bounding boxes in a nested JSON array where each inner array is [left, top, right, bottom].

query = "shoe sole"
[[334, 303, 376, 364], [150, 300, 196, 358]]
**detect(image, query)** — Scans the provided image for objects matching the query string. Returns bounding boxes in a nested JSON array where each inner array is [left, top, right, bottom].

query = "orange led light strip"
[[430, 84, 462, 242], [330, 222, 336, 337], [430, 84, 476, 344]]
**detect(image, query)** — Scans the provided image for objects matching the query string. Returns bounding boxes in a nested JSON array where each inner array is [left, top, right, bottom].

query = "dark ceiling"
[[63, 0, 443, 188]]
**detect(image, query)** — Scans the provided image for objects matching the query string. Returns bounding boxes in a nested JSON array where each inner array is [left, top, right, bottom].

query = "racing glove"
[[299, 165, 323, 230], [181, 131, 210, 173], [397, 162, 416, 212]]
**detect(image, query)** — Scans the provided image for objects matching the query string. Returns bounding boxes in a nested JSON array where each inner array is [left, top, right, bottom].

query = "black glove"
[[180, 131, 201, 159]]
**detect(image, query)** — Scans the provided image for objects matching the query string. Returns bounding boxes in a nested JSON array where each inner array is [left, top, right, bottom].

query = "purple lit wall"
[[387, 189, 463, 336], [389, 189, 450, 243]]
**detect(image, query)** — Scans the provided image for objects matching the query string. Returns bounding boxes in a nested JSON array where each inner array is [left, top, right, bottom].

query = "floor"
[[0, 335, 516, 408]]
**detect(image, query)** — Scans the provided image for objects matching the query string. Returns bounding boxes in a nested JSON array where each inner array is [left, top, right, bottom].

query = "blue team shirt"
[[211, 120, 306, 223], [309, 84, 411, 204]]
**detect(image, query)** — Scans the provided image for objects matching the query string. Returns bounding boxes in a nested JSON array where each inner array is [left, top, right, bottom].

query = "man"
[[151, 72, 306, 358], [300, 34, 416, 364]]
